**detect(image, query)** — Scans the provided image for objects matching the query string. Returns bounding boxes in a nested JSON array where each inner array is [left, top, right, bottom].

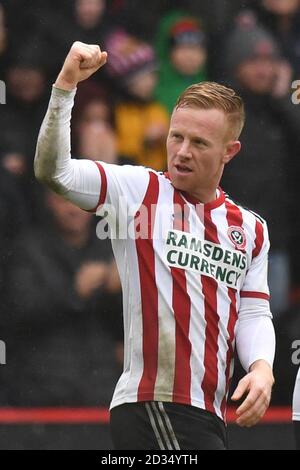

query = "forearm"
[[34, 86, 101, 210], [34, 41, 109, 209], [34, 86, 76, 193], [236, 299, 276, 372]]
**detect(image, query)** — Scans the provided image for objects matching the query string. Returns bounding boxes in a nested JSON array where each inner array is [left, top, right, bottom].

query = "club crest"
[[228, 226, 246, 250]]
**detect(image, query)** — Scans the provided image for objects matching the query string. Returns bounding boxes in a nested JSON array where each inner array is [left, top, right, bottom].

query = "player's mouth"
[[174, 164, 192, 174]]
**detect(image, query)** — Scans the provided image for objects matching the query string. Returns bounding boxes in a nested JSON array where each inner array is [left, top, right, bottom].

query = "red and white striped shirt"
[[92, 162, 270, 420]]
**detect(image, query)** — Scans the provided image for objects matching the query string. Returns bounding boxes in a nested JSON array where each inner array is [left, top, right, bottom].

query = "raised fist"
[[55, 41, 107, 90]]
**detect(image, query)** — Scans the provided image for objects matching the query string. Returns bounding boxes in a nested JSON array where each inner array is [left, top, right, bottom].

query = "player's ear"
[[222, 141, 241, 164]]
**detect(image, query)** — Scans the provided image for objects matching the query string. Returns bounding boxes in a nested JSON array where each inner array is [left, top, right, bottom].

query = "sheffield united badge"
[[228, 226, 246, 250]]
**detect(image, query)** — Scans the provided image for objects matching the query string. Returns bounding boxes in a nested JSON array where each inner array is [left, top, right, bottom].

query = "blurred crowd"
[[0, 0, 300, 410]]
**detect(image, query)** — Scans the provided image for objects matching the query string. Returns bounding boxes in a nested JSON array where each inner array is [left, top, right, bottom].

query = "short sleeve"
[[240, 219, 270, 302], [89, 161, 151, 215]]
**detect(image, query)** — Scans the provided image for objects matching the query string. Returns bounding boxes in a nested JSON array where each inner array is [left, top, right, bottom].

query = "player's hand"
[[231, 360, 274, 427], [55, 41, 107, 91]]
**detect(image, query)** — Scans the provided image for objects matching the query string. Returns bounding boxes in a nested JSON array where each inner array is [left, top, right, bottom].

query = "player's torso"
[[112, 174, 260, 415], [136, 175, 255, 307]]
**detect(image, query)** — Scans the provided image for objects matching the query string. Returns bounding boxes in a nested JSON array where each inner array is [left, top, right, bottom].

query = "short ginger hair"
[[175, 81, 245, 140]]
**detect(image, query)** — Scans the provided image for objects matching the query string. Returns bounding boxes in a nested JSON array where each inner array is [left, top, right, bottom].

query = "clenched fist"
[[55, 41, 107, 91]]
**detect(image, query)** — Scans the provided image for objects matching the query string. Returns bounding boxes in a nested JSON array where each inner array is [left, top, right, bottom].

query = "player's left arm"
[[232, 219, 276, 427], [232, 308, 275, 427], [232, 361, 274, 427]]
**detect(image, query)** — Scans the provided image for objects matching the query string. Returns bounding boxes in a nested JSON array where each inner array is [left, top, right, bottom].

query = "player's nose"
[[177, 140, 192, 159]]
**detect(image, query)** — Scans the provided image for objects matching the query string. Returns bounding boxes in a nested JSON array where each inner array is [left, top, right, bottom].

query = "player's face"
[[167, 107, 240, 199]]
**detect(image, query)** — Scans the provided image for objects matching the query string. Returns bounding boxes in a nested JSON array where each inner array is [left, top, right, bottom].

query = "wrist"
[[55, 73, 78, 91], [250, 359, 271, 371], [249, 359, 274, 382]]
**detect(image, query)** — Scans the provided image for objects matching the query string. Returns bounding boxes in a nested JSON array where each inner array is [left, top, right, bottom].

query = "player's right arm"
[[35, 41, 151, 215], [34, 42, 107, 210], [54, 41, 108, 92]]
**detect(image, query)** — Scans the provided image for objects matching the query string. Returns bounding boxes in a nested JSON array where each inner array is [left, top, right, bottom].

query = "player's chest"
[[153, 208, 252, 290]]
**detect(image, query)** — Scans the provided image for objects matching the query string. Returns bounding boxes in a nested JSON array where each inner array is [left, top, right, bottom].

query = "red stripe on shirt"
[[240, 291, 270, 300], [225, 198, 244, 228], [221, 288, 237, 419], [171, 191, 192, 403], [252, 219, 264, 259], [201, 207, 220, 414], [87, 161, 108, 213], [220, 199, 242, 417], [136, 172, 160, 401]]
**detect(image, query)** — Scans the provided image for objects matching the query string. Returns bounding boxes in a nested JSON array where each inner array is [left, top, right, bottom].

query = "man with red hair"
[[34, 41, 275, 450]]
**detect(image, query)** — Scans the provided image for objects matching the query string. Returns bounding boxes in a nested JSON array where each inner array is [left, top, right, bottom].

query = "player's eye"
[[194, 139, 206, 146], [172, 133, 182, 140]]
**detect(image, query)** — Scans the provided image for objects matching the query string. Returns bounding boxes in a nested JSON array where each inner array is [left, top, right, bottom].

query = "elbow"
[[34, 162, 62, 194], [34, 149, 69, 196], [34, 161, 50, 186], [34, 158, 45, 183]]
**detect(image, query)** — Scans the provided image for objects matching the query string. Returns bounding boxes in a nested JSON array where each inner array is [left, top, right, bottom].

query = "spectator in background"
[[2, 0, 40, 53], [252, 0, 300, 78], [155, 11, 208, 114], [221, 18, 300, 318], [0, 0, 7, 111], [4, 191, 122, 407], [0, 170, 29, 406], [106, 0, 176, 41], [185, 0, 247, 33], [0, 167, 30, 406], [1, 41, 48, 163], [35, 0, 114, 81], [107, 0, 243, 43], [75, 0, 106, 29], [72, 82, 115, 144], [72, 81, 134, 165], [105, 30, 169, 171], [0, 1, 6, 58], [78, 121, 119, 164], [0, 167, 29, 297], [0, 40, 50, 225]]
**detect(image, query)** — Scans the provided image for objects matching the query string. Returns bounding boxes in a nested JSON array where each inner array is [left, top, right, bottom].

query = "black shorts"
[[294, 421, 300, 450], [110, 401, 227, 450]]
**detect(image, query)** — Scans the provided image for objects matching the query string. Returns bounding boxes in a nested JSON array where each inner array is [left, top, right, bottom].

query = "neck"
[[188, 171, 222, 203], [188, 187, 218, 204]]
